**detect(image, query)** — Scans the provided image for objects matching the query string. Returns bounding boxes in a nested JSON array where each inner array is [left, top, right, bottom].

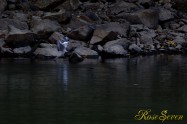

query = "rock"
[[43, 11, 71, 23], [73, 46, 98, 58], [104, 44, 128, 56], [5, 26, 35, 47], [121, 9, 159, 29], [34, 47, 63, 59], [69, 52, 84, 63], [0, 0, 7, 13], [139, 29, 156, 45], [13, 46, 32, 54], [103, 38, 130, 50], [173, 36, 186, 45], [159, 8, 174, 21], [48, 32, 64, 44], [0, 18, 29, 31], [40, 43, 57, 48], [177, 25, 187, 33], [31, 16, 61, 39], [129, 43, 143, 53], [67, 26, 94, 42], [66, 40, 87, 51], [32, 0, 65, 10], [138, 0, 155, 8], [70, 0, 80, 10], [0, 38, 5, 47], [90, 22, 129, 45]]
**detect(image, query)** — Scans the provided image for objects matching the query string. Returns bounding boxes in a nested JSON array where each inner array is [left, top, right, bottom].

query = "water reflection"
[[0, 55, 186, 124]]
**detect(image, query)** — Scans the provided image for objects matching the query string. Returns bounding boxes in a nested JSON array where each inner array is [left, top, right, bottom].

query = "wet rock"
[[129, 43, 143, 53], [67, 26, 94, 42], [13, 46, 31, 54], [31, 16, 61, 39], [48, 32, 64, 44], [69, 52, 84, 63], [90, 22, 129, 45], [5, 26, 35, 47], [43, 11, 71, 24], [0, 0, 7, 13], [73, 46, 98, 58], [121, 9, 159, 29], [159, 8, 174, 21], [34, 47, 63, 59]]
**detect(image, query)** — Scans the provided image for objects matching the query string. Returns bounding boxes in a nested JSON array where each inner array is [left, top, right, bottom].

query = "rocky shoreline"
[[1, 0, 187, 62]]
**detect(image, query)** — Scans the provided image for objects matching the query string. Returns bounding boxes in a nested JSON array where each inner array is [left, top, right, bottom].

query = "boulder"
[[31, 16, 61, 39], [43, 11, 71, 23], [40, 43, 57, 48], [34, 47, 63, 59], [13, 46, 32, 54], [48, 32, 64, 44], [69, 52, 84, 63], [66, 40, 86, 51], [67, 26, 94, 42], [0, 18, 29, 31], [138, 0, 155, 8], [129, 43, 143, 53], [5, 26, 35, 47], [177, 25, 187, 33], [104, 44, 128, 56], [159, 8, 174, 21], [0, 0, 7, 13], [90, 22, 129, 45], [121, 9, 159, 29], [73, 47, 98, 58]]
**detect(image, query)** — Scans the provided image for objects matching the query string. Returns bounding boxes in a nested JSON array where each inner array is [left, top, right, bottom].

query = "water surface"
[[0, 55, 187, 124]]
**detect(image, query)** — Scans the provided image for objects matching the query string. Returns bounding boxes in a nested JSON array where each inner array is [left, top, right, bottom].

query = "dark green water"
[[0, 55, 187, 124]]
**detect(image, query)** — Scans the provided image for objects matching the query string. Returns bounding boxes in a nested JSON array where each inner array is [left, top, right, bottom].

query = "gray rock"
[[90, 22, 129, 45], [159, 8, 174, 21], [177, 25, 187, 33], [34, 47, 63, 58], [0, 0, 7, 13], [5, 26, 35, 47], [67, 26, 94, 42], [13, 46, 31, 54], [66, 40, 87, 51], [173, 36, 186, 45], [139, 29, 156, 45], [31, 16, 61, 39], [121, 9, 159, 29], [74, 47, 98, 58], [40, 43, 57, 48], [43, 11, 71, 23], [129, 44, 143, 53], [104, 44, 128, 56], [0, 18, 29, 31]]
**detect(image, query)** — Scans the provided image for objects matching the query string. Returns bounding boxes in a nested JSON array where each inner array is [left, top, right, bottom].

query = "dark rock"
[[0, 0, 7, 13], [73, 46, 98, 58], [31, 16, 61, 39], [69, 52, 84, 63], [48, 32, 64, 44], [138, 0, 155, 8], [5, 26, 35, 47]]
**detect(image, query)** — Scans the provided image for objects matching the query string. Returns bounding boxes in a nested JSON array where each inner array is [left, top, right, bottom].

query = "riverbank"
[[1, 0, 187, 62]]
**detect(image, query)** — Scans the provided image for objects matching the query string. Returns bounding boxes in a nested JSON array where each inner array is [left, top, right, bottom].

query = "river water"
[[0, 55, 186, 124]]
